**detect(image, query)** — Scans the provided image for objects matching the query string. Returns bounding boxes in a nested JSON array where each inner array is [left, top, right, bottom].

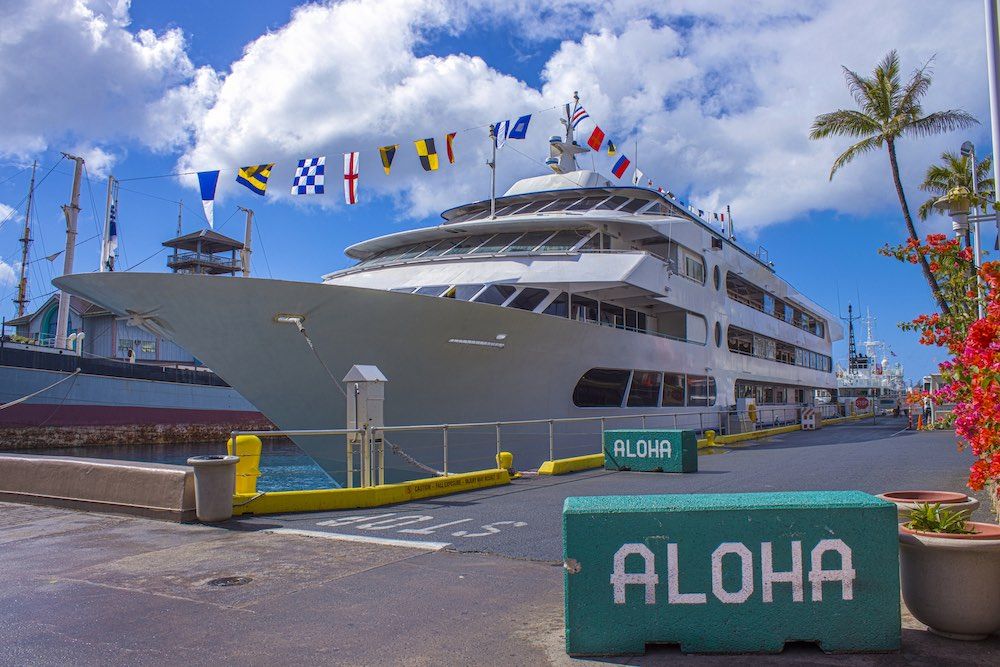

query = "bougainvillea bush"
[[881, 233, 999, 516]]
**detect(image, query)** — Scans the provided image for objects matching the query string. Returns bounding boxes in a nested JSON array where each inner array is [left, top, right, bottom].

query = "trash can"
[[187, 454, 239, 522]]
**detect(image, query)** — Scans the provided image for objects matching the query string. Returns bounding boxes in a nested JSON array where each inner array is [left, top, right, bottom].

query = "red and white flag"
[[343, 152, 359, 205]]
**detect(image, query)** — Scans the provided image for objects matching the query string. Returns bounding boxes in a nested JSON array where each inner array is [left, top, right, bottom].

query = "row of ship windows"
[[573, 368, 718, 408], [736, 382, 809, 405], [727, 325, 833, 372], [726, 273, 826, 338], [356, 229, 595, 269], [446, 194, 669, 223]]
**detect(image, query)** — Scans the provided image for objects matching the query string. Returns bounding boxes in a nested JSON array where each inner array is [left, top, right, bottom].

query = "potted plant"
[[877, 490, 979, 520], [898, 504, 1000, 640]]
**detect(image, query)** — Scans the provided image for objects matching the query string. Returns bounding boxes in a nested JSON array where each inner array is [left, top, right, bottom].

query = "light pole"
[[961, 141, 986, 318]]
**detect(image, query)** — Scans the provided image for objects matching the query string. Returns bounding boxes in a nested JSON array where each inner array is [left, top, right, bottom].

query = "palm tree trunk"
[[886, 139, 952, 316]]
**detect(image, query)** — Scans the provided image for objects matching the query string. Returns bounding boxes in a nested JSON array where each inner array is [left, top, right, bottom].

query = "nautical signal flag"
[[607, 141, 617, 156], [493, 120, 510, 148], [379, 145, 397, 175], [571, 102, 589, 129], [197, 170, 219, 228], [236, 164, 274, 196], [414, 138, 439, 171], [344, 152, 359, 205], [611, 155, 631, 179], [508, 114, 531, 140], [291, 157, 325, 195], [587, 125, 605, 151], [446, 132, 457, 164], [632, 168, 644, 186]]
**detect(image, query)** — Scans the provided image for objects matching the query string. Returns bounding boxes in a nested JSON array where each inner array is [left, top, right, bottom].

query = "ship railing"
[[231, 402, 847, 488]]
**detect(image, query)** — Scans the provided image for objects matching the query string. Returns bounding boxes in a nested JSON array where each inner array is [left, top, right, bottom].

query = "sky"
[[0, 0, 995, 384]]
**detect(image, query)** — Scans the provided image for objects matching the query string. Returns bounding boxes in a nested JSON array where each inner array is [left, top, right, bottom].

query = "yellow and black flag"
[[607, 141, 617, 157], [414, 138, 439, 172], [236, 163, 274, 196], [379, 144, 398, 175]]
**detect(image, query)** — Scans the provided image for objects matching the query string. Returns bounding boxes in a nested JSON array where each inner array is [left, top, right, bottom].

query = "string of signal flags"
[[189, 96, 731, 230]]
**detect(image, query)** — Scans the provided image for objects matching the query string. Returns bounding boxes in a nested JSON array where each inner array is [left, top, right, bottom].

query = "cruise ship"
[[55, 109, 843, 481]]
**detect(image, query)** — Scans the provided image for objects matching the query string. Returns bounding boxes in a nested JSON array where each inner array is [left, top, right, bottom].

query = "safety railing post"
[[548, 420, 556, 461], [346, 433, 354, 489], [641, 415, 647, 428], [699, 412, 704, 432], [496, 422, 501, 458], [673, 413, 678, 428], [377, 427, 384, 486], [443, 425, 449, 476], [361, 425, 371, 488]]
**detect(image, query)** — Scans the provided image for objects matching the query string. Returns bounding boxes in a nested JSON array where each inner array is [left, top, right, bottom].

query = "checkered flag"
[[291, 156, 325, 195]]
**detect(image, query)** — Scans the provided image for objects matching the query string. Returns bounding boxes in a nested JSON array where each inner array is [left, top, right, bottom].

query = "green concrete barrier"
[[603, 430, 697, 473], [563, 491, 900, 655]]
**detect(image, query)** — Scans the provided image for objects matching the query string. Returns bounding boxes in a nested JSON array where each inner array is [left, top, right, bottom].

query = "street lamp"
[[932, 186, 974, 236]]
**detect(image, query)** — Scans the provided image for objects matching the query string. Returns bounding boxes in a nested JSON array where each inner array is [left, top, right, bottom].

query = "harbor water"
[[1, 442, 337, 492]]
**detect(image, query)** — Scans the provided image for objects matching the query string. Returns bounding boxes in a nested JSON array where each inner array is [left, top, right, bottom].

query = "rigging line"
[[122, 246, 167, 273], [0, 369, 81, 411], [215, 206, 241, 232], [0, 157, 66, 230], [0, 165, 29, 187], [254, 220, 273, 278]]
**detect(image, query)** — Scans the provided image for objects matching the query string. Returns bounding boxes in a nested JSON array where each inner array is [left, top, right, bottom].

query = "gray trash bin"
[[187, 454, 239, 522]]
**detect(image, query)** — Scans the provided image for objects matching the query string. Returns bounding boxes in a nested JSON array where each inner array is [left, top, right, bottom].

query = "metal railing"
[[232, 402, 846, 489]]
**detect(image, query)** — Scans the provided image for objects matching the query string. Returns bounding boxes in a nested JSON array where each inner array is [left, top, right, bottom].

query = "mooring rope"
[[0, 369, 82, 410], [287, 321, 444, 476]]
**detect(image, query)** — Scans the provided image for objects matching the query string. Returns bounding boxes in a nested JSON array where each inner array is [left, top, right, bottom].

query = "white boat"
[[55, 109, 843, 481], [835, 306, 905, 415]]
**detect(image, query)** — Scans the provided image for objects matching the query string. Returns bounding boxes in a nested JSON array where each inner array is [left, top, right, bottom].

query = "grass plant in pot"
[[898, 504, 1000, 640]]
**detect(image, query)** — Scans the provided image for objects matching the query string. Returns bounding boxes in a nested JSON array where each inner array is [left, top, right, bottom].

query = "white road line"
[[890, 428, 911, 437], [263, 527, 450, 550]]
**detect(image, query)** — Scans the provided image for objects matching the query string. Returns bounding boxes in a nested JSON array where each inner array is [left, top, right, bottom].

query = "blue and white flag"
[[291, 156, 325, 195], [197, 170, 220, 228], [508, 114, 531, 140], [493, 119, 510, 148], [571, 102, 589, 130]]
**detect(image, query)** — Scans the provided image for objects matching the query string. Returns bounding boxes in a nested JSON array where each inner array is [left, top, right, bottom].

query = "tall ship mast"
[[835, 306, 905, 413], [56, 109, 845, 482]]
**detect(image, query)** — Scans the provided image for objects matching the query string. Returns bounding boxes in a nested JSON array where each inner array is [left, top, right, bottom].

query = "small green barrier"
[[563, 491, 900, 655], [603, 429, 697, 473]]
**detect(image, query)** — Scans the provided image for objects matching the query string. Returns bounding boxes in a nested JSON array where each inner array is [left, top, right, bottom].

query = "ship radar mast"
[[547, 91, 589, 174]]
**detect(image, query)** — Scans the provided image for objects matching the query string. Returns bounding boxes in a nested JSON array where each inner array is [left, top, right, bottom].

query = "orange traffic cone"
[[917, 415, 924, 430]]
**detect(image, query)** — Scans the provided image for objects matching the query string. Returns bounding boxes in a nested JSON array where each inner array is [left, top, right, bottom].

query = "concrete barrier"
[[563, 491, 900, 655], [0, 453, 195, 521], [603, 430, 697, 473]]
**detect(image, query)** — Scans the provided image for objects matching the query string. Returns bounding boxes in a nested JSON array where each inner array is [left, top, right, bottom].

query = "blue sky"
[[0, 0, 993, 383]]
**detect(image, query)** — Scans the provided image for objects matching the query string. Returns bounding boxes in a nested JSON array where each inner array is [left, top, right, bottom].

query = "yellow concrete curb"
[[537, 453, 605, 476], [231, 468, 510, 516], [821, 412, 874, 426]]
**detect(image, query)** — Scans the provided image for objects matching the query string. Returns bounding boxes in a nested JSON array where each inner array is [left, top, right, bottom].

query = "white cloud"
[[0, 203, 15, 225], [0, 0, 206, 157], [68, 144, 118, 179], [0, 258, 16, 287]]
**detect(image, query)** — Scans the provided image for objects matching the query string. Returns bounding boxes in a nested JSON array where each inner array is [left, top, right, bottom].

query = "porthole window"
[[715, 321, 722, 347], [713, 265, 721, 290]]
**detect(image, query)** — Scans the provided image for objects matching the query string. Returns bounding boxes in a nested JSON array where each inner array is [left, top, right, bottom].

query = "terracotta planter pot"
[[878, 490, 980, 520], [898, 522, 1000, 640]]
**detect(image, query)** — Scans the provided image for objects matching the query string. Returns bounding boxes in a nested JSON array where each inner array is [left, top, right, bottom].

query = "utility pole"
[[14, 160, 37, 318], [985, 0, 1000, 247], [239, 206, 254, 277], [54, 153, 84, 350], [99, 175, 118, 272]]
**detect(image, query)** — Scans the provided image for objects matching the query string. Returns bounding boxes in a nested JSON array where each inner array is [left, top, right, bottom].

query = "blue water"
[[7, 441, 337, 491]]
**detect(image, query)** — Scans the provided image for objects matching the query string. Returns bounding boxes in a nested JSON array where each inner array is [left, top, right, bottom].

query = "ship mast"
[[54, 153, 84, 350], [13, 161, 37, 318]]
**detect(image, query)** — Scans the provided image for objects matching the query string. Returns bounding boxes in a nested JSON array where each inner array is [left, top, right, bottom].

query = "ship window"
[[715, 322, 722, 347], [637, 312, 647, 331], [713, 265, 721, 290], [470, 233, 521, 254], [687, 375, 716, 407], [627, 370, 662, 407], [464, 209, 491, 222], [389, 287, 417, 293], [618, 198, 648, 213], [492, 204, 521, 217], [600, 303, 624, 327], [580, 232, 607, 250], [539, 230, 587, 251], [543, 292, 569, 317], [506, 231, 553, 252], [572, 368, 631, 408], [398, 241, 439, 260], [508, 288, 549, 312], [511, 199, 553, 215], [571, 295, 599, 322], [594, 196, 630, 210], [419, 238, 462, 258], [442, 284, 485, 301], [566, 196, 608, 212], [625, 309, 637, 329], [662, 373, 685, 406], [373, 245, 414, 264], [443, 234, 493, 255], [415, 285, 448, 296], [537, 198, 578, 213], [473, 284, 516, 306], [447, 209, 484, 223]]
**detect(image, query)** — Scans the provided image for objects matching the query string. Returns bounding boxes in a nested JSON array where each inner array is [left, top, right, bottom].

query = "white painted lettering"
[[316, 513, 395, 528], [611, 543, 658, 605], [808, 539, 856, 601], [667, 543, 707, 604], [399, 518, 473, 535], [452, 520, 527, 538], [356, 515, 433, 530], [637, 439, 648, 457], [711, 542, 754, 603], [614, 439, 625, 456], [761, 541, 804, 603]]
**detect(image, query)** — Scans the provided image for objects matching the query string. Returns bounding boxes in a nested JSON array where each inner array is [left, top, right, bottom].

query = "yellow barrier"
[[537, 453, 605, 476], [227, 435, 262, 495], [231, 468, 510, 516]]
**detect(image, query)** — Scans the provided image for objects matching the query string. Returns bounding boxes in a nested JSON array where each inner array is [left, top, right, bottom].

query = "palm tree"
[[810, 51, 978, 316], [917, 151, 994, 221]]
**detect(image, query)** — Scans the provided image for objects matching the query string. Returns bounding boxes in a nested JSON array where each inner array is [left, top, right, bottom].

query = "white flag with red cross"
[[344, 151, 360, 205]]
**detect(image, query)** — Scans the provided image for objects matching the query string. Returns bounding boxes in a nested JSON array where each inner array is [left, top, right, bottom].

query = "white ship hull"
[[55, 272, 830, 480]]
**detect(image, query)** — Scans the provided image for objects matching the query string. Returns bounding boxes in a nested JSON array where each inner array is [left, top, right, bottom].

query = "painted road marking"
[[264, 527, 450, 550], [313, 513, 528, 540], [890, 428, 910, 437]]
